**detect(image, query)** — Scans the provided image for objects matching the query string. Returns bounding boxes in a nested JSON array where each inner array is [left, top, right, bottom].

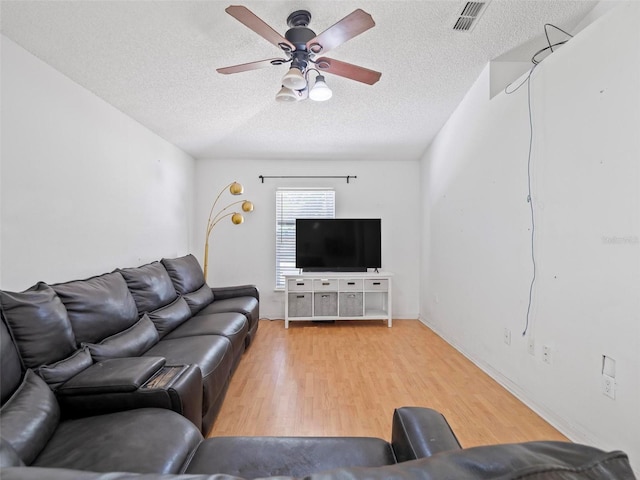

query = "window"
[[275, 188, 335, 288]]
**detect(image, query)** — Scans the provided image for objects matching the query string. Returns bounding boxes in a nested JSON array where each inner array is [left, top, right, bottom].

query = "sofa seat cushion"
[[186, 437, 396, 479], [1, 283, 77, 368], [119, 262, 178, 314], [144, 336, 233, 413], [52, 272, 139, 345], [0, 370, 60, 465], [32, 408, 202, 474], [197, 296, 258, 326], [198, 296, 259, 348], [164, 312, 248, 361]]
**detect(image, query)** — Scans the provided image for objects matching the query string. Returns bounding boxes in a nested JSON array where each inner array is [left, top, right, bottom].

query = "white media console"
[[284, 272, 392, 328]]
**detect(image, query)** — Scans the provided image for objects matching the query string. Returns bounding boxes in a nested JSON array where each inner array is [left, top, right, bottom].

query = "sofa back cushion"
[[0, 321, 23, 406], [52, 272, 139, 345], [183, 284, 215, 315], [148, 297, 192, 338], [161, 254, 209, 296], [0, 283, 77, 370], [83, 314, 159, 363], [119, 262, 178, 314], [0, 370, 60, 465], [161, 255, 214, 315], [34, 347, 93, 390]]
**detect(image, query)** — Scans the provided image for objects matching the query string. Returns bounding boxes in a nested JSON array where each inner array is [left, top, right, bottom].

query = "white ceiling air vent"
[[453, 1, 490, 32]]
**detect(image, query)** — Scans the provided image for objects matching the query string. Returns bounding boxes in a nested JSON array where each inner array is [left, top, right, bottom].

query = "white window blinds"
[[275, 189, 335, 288]]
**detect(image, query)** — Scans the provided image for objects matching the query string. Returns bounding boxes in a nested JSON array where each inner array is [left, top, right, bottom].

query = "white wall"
[[194, 158, 421, 320], [420, 2, 639, 473], [0, 36, 195, 290]]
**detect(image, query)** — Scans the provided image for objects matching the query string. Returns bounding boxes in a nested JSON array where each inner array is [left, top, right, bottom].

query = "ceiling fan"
[[217, 5, 382, 102]]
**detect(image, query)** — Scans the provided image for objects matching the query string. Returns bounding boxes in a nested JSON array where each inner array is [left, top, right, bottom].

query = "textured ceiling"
[[0, 1, 598, 161]]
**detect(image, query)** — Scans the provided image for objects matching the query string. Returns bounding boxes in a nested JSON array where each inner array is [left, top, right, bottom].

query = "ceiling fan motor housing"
[[289, 50, 309, 73], [285, 10, 316, 52], [286, 10, 311, 28], [285, 26, 316, 51]]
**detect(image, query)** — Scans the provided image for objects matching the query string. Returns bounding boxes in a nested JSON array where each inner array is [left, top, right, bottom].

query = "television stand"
[[284, 272, 392, 328]]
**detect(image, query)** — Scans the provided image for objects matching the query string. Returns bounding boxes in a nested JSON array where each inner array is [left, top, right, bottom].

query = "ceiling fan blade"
[[315, 57, 381, 85], [217, 58, 288, 75], [225, 6, 295, 51], [306, 9, 375, 56]]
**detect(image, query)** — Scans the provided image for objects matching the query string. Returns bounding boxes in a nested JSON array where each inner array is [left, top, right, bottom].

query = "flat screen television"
[[295, 218, 381, 272]]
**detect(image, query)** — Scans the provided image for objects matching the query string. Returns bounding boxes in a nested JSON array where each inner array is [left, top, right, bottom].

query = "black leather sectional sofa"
[[0, 254, 635, 479], [0, 254, 259, 434]]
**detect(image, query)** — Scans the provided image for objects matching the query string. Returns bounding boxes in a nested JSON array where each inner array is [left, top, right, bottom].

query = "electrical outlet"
[[542, 345, 552, 364], [527, 337, 535, 356], [602, 374, 615, 399], [503, 328, 511, 346]]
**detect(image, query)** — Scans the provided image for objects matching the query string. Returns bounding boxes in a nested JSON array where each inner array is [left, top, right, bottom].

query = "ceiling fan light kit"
[[282, 67, 307, 91], [275, 85, 301, 102], [217, 5, 381, 103], [308, 74, 332, 101]]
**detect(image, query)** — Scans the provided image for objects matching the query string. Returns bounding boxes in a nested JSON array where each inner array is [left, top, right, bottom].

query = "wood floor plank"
[[209, 320, 567, 445]]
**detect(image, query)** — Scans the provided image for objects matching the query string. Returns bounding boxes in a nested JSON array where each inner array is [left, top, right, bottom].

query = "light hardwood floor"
[[209, 319, 567, 446]]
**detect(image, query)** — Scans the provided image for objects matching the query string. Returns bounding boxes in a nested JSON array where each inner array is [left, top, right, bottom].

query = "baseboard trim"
[[417, 316, 601, 448]]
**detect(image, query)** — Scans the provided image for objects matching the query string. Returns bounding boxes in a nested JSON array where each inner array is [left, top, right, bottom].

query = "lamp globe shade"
[[242, 200, 254, 212], [231, 213, 244, 225], [309, 75, 332, 101], [229, 182, 243, 195], [276, 86, 299, 103], [282, 67, 307, 90]]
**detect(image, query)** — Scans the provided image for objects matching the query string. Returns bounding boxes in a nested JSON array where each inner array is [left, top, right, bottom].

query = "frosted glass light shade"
[[309, 75, 332, 101], [275, 86, 300, 103], [281, 67, 307, 90]]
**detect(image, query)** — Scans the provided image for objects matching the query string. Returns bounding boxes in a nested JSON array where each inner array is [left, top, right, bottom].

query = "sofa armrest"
[[57, 357, 166, 395], [156, 364, 203, 431], [210, 284, 259, 302], [391, 407, 461, 462], [55, 358, 203, 432]]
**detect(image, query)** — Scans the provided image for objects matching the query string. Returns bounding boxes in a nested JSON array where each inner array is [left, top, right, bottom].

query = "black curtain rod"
[[259, 175, 357, 184]]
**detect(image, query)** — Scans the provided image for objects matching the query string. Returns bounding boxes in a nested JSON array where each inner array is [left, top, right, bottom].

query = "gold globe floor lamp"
[[204, 181, 253, 282]]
